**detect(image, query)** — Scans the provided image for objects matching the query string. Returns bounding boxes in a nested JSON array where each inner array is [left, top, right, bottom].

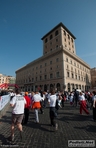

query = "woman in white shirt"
[[79, 92, 89, 115]]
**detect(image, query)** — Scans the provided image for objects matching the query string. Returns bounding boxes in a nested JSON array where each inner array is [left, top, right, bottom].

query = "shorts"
[[12, 114, 24, 124]]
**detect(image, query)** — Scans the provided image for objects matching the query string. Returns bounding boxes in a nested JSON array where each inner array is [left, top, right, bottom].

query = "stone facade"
[[15, 22, 91, 92], [90, 68, 96, 89]]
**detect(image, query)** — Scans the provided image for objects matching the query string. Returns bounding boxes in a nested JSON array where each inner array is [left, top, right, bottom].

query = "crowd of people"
[[7, 88, 96, 142]]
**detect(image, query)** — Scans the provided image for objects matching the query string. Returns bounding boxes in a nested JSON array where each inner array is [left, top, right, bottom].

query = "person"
[[39, 90, 44, 114], [8, 89, 26, 142], [79, 92, 89, 115], [69, 92, 74, 105], [10, 90, 15, 101], [74, 89, 79, 107], [23, 92, 31, 125], [32, 91, 42, 123], [60, 91, 65, 107], [92, 91, 96, 121], [43, 91, 48, 108], [48, 89, 58, 131]]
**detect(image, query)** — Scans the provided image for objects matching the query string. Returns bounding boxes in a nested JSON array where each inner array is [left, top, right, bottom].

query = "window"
[[45, 38, 48, 43], [50, 34, 53, 40], [56, 58, 59, 62], [40, 76, 42, 80], [56, 72, 60, 78], [67, 72, 69, 77], [66, 58, 68, 62], [44, 75, 47, 79], [56, 38, 58, 42], [68, 34, 70, 39], [64, 30, 66, 36], [40, 65, 42, 68], [50, 67, 52, 70], [50, 61, 52, 64], [72, 73, 74, 78], [45, 63, 47, 66], [55, 30, 58, 36], [70, 60, 72, 64], [74, 62, 76, 66], [56, 45, 58, 48], [50, 48, 52, 51], [66, 65, 69, 69], [50, 73, 53, 78], [71, 67, 73, 71], [71, 38, 73, 43]]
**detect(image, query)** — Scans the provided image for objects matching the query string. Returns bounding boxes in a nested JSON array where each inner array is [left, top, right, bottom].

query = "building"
[[90, 68, 96, 90], [0, 74, 9, 85], [15, 22, 91, 92], [0, 74, 16, 90]]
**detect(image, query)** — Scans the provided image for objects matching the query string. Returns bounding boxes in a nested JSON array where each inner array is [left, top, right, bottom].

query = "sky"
[[0, 0, 96, 77]]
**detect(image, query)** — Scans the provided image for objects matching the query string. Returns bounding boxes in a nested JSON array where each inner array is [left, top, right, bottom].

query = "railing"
[[0, 95, 10, 111]]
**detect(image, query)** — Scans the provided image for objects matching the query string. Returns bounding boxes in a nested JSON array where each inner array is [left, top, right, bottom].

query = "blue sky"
[[0, 0, 96, 77]]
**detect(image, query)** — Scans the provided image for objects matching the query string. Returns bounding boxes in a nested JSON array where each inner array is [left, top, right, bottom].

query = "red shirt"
[[24, 95, 31, 109]]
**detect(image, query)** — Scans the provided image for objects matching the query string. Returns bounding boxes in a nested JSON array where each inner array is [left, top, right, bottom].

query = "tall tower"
[[41, 22, 76, 56]]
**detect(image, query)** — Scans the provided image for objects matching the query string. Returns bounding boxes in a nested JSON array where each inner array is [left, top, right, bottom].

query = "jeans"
[[49, 107, 57, 127], [34, 109, 39, 122]]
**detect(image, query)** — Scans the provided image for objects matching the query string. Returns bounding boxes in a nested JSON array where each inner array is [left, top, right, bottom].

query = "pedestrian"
[[10, 90, 15, 101], [43, 91, 48, 108], [48, 89, 58, 131], [32, 91, 42, 123], [69, 92, 74, 105], [8, 89, 26, 142], [92, 91, 96, 121], [23, 92, 31, 125], [39, 90, 44, 114], [60, 91, 65, 107], [79, 92, 89, 115], [74, 89, 79, 107]]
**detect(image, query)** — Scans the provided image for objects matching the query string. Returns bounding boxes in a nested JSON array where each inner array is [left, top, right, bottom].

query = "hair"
[[15, 89, 21, 94], [50, 89, 55, 95]]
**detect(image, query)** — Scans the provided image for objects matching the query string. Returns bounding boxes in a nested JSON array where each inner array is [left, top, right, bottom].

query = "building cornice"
[[63, 47, 90, 69], [15, 49, 62, 72]]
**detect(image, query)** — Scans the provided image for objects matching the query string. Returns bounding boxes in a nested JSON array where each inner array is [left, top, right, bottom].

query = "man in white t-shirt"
[[8, 89, 26, 142], [48, 89, 58, 131]]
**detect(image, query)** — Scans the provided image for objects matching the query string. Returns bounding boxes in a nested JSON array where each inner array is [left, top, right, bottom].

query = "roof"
[[41, 22, 76, 40]]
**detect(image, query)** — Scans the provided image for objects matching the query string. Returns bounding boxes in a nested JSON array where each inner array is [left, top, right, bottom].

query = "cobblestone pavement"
[[0, 101, 96, 148]]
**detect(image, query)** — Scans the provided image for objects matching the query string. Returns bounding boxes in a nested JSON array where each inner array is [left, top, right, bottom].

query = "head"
[[50, 89, 55, 95], [25, 92, 28, 96], [15, 89, 21, 94], [79, 92, 82, 96]]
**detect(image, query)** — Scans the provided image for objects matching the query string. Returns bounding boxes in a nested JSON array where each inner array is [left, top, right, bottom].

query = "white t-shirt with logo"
[[10, 94, 26, 114], [48, 94, 57, 107]]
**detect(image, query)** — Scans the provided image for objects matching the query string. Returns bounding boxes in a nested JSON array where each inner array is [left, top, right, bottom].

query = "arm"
[[93, 99, 96, 108], [10, 104, 15, 107]]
